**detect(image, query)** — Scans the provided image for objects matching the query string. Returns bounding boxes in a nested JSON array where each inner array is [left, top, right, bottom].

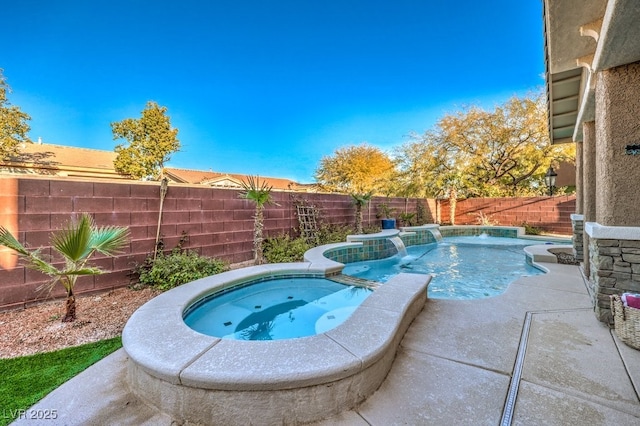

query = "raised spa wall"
[[123, 228, 434, 425]]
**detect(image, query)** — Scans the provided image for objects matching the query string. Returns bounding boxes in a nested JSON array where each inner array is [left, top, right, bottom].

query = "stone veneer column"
[[582, 121, 597, 278], [595, 61, 640, 226], [571, 214, 584, 262], [587, 224, 640, 324]]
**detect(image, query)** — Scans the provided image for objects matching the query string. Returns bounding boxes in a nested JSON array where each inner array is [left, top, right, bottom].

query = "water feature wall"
[[439, 226, 523, 238], [322, 226, 441, 265], [400, 225, 442, 245], [323, 235, 400, 264]]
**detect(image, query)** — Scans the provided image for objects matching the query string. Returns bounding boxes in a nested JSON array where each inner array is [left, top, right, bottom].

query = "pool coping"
[[524, 243, 574, 267], [122, 262, 430, 424]]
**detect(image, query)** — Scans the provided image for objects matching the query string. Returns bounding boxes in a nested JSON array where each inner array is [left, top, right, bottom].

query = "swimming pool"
[[342, 235, 547, 299], [183, 277, 373, 340], [124, 226, 562, 424]]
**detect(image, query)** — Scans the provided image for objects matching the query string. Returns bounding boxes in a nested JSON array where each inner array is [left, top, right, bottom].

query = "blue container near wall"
[[381, 219, 396, 229]]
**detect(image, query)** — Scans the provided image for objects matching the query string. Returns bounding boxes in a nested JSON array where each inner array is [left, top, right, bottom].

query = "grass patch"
[[0, 337, 122, 425]]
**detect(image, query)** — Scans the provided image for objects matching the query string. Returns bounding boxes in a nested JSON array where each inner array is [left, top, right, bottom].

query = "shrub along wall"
[[0, 176, 433, 310]]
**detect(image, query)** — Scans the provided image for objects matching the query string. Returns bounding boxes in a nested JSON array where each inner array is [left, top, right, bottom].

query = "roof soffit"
[[544, 0, 607, 74], [593, 0, 640, 71]]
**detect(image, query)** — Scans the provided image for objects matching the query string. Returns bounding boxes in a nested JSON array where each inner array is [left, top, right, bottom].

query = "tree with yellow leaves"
[[0, 69, 31, 161], [111, 101, 180, 180], [315, 143, 396, 195], [397, 93, 575, 199]]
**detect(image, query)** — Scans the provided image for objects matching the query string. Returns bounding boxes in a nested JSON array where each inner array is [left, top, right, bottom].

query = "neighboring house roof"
[[0, 142, 317, 191], [0, 142, 124, 179], [164, 167, 316, 192]]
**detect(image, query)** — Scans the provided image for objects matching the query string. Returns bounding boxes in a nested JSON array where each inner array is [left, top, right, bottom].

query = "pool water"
[[183, 278, 372, 340], [342, 236, 547, 300]]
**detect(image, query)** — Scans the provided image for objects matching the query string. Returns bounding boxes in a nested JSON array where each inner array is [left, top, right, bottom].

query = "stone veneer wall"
[[571, 215, 584, 262], [589, 238, 640, 324]]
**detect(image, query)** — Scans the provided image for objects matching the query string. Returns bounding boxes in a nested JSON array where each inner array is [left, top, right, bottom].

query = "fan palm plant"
[[0, 213, 129, 322], [239, 176, 278, 265], [350, 192, 373, 234]]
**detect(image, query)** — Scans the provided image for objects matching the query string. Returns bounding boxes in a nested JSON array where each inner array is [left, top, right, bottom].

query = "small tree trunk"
[[153, 177, 169, 261], [254, 205, 265, 265], [355, 204, 363, 234], [449, 187, 457, 225], [62, 288, 76, 322]]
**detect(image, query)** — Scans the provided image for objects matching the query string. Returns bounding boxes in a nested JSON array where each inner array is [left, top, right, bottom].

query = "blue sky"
[[3, 1, 544, 183]]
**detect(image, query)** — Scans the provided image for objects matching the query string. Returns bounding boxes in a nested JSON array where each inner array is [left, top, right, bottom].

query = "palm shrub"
[[350, 192, 372, 234], [0, 214, 129, 322], [239, 176, 278, 265], [398, 212, 416, 227]]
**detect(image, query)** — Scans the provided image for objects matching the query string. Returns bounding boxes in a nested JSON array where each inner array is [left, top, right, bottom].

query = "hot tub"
[[123, 262, 429, 425]]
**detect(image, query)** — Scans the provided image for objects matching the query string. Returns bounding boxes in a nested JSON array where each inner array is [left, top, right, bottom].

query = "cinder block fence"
[[0, 176, 574, 310]]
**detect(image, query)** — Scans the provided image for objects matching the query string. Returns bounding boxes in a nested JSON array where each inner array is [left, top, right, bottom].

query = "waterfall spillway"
[[388, 236, 408, 257], [428, 228, 443, 242]]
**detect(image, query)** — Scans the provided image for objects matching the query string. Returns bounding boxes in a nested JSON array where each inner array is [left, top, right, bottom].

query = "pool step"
[[329, 274, 381, 289]]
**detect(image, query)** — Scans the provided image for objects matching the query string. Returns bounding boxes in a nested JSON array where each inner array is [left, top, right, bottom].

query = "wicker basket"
[[611, 295, 640, 350]]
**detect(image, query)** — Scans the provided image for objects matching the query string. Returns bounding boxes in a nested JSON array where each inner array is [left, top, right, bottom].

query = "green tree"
[[239, 176, 278, 265], [394, 138, 449, 198], [439, 95, 574, 196], [0, 214, 129, 322], [350, 192, 373, 234], [395, 132, 471, 224], [315, 143, 396, 194], [111, 101, 180, 180], [0, 69, 31, 160], [396, 93, 575, 200]]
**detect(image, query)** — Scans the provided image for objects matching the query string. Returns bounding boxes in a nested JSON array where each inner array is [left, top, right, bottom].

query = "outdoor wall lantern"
[[625, 144, 640, 155], [544, 166, 557, 196]]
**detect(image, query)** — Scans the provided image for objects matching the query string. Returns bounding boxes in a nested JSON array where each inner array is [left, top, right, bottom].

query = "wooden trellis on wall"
[[295, 203, 319, 245]]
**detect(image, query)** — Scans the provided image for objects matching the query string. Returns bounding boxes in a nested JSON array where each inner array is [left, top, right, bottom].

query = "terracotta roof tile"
[[6, 143, 117, 169], [1, 143, 317, 191]]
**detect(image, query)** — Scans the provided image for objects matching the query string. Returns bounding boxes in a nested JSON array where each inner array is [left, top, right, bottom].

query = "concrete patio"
[[14, 262, 640, 425]]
